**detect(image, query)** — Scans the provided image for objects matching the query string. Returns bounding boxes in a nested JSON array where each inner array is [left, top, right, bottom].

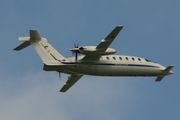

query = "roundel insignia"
[[62, 59, 66, 62]]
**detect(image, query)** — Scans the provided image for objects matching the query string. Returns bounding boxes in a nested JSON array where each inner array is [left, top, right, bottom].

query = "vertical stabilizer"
[[30, 30, 41, 40], [14, 30, 65, 64]]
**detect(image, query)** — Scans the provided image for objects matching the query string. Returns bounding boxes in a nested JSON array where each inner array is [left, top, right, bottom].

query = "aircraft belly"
[[84, 66, 162, 76], [80, 65, 136, 76], [123, 66, 162, 76], [58, 64, 162, 77], [60, 64, 96, 75]]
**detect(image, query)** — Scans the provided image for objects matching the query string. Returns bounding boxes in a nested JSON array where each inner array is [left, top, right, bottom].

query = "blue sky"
[[0, 0, 179, 120]]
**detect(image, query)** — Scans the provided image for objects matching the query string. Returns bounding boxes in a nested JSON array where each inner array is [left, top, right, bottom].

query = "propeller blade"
[[58, 72, 61, 81], [72, 42, 80, 62], [75, 52, 78, 62], [74, 42, 76, 48], [74, 41, 79, 48], [77, 41, 79, 48]]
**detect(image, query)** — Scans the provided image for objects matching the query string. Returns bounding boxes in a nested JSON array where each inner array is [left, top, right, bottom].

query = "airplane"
[[14, 25, 174, 92]]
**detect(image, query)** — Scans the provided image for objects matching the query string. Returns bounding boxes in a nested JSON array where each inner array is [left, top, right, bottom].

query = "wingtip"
[[117, 25, 124, 28], [59, 90, 65, 93], [29, 29, 38, 32], [13, 48, 18, 51]]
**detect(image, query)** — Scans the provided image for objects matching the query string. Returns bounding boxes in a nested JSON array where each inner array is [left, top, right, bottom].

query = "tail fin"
[[14, 30, 65, 64]]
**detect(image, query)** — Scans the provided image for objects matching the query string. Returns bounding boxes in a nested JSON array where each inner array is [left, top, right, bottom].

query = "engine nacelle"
[[79, 46, 116, 55]]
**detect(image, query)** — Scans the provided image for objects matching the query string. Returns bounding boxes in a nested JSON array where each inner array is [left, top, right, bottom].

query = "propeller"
[[70, 42, 84, 62], [57, 71, 61, 81], [74, 42, 79, 62]]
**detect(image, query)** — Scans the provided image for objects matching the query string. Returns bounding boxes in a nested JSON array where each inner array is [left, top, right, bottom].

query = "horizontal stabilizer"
[[14, 30, 41, 51], [14, 41, 31, 51], [18, 37, 30, 41]]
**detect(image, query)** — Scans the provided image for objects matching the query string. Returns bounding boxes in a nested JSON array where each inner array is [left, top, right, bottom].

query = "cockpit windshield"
[[145, 59, 152, 62]]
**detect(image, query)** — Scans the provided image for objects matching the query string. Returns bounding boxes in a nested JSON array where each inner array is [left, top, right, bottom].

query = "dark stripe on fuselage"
[[50, 53, 159, 68], [62, 62, 158, 68]]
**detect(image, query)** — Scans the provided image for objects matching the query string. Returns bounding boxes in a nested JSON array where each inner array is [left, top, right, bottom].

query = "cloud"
[[0, 68, 141, 120]]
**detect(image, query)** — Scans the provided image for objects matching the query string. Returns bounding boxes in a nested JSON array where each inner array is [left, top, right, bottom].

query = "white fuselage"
[[14, 28, 174, 92], [45, 55, 170, 77]]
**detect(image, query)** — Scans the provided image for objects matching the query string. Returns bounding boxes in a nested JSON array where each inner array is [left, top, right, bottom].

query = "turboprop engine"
[[70, 46, 116, 56]]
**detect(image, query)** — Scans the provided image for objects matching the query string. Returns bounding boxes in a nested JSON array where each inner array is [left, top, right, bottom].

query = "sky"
[[0, 0, 180, 120]]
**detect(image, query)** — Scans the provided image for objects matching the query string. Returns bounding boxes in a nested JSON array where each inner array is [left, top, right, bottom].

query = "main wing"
[[60, 74, 83, 92], [81, 25, 123, 61]]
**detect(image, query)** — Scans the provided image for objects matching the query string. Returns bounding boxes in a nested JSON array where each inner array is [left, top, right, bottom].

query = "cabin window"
[[126, 57, 129, 60], [113, 57, 116, 60], [132, 58, 135, 61], [106, 57, 109, 60], [119, 57, 122, 60], [138, 58, 141, 61]]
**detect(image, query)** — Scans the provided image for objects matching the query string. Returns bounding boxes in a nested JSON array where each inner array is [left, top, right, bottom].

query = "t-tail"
[[14, 30, 65, 65]]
